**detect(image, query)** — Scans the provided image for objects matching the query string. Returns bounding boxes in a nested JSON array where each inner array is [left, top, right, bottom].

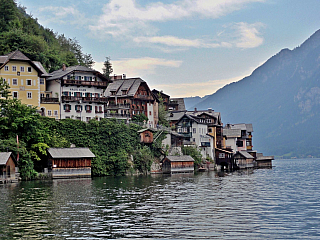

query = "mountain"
[[191, 30, 320, 158], [184, 95, 210, 110]]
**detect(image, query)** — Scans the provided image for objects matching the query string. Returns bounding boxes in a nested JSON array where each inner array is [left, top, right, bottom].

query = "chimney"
[[62, 64, 66, 71], [208, 108, 213, 113], [123, 74, 126, 79], [194, 108, 197, 112]]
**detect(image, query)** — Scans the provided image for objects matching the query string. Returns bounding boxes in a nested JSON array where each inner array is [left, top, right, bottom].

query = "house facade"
[[0, 152, 16, 182], [0, 50, 59, 118], [105, 77, 158, 127], [46, 65, 111, 121], [176, 114, 215, 159], [47, 148, 95, 178]]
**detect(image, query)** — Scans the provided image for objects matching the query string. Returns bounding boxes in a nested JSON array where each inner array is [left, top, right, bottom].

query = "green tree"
[[102, 57, 113, 80], [158, 94, 169, 127]]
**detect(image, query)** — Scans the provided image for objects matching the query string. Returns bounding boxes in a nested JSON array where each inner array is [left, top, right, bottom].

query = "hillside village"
[[0, 50, 273, 181]]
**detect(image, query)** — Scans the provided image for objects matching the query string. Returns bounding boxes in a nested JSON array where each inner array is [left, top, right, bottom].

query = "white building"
[[46, 65, 111, 121]]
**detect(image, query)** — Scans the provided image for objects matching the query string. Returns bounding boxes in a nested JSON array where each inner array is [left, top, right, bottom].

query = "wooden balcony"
[[62, 96, 108, 103], [62, 79, 109, 88], [105, 113, 130, 119], [135, 94, 153, 100], [41, 97, 59, 103], [106, 104, 131, 110]]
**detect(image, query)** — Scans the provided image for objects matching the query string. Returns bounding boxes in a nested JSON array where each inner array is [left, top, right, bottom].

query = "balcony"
[[41, 97, 59, 103], [106, 104, 131, 110], [62, 79, 109, 88], [135, 94, 153, 100], [62, 96, 108, 103], [105, 113, 130, 119]]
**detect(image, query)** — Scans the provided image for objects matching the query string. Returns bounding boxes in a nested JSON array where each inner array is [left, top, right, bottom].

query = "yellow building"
[[0, 50, 59, 119]]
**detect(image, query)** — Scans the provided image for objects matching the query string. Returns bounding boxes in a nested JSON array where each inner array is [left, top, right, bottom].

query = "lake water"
[[0, 158, 320, 239]]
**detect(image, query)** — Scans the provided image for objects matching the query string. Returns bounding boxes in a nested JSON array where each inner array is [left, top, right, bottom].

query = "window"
[[75, 105, 82, 112], [64, 104, 71, 112], [40, 93, 45, 98], [13, 92, 18, 99], [20, 66, 25, 72], [193, 128, 196, 133], [111, 91, 116, 96], [85, 105, 92, 112], [86, 117, 91, 122], [40, 79, 44, 85], [149, 111, 152, 116], [27, 92, 32, 99], [4, 66, 9, 71], [236, 140, 243, 147], [27, 67, 32, 72], [47, 110, 52, 116], [208, 128, 212, 133], [54, 110, 58, 116], [12, 79, 18, 85], [26, 79, 32, 86], [12, 66, 17, 72]]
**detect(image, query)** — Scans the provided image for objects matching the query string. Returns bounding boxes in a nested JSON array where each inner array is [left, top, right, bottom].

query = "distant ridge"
[[189, 29, 320, 158]]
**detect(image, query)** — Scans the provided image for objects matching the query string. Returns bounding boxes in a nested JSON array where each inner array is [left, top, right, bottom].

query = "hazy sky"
[[18, 0, 320, 97]]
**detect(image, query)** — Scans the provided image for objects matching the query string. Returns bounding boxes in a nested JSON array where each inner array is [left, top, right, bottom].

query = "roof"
[[0, 50, 45, 75], [47, 65, 108, 81], [105, 78, 149, 97], [165, 155, 195, 162], [223, 128, 241, 137], [225, 123, 253, 132], [47, 148, 95, 159], [170, 98, 186, 111], [235, 151, 254, 159], [137, 128, 156, 133], [167, 111, 186, 121], [33, 61, 50, 77], [0, 152, 12, 165]]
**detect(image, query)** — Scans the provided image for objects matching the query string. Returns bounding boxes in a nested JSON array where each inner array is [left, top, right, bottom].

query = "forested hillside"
[[191, 30, 320, 158], [0, 0, 93, 72]]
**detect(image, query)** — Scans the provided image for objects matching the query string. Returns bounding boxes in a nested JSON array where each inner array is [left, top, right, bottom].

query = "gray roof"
[[236, 151, 254, 159], [225, 123, 253, 132], [223, 128, 241, 137], [166, 155, 195, 162], [0, 152, 12, 165], [105, 78, 147, 97], [0, 50, 45, 75], [167, 111, 186, 121], [47, 65, 106, 81], [33, 61, 50, 77], [170, 98, 186, 111], [47, 148, 95, 159]]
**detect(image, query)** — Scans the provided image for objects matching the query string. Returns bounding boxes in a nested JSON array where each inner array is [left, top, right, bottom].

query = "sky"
[[17, 0, 320, 97]]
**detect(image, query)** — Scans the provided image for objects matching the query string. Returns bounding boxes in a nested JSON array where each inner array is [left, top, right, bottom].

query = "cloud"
[[233, 22, 265, 48], [38, 6, 89, 25], [95, 57, 183, 77], [133, 36, 230, 48], [89, 0, 265, 38]]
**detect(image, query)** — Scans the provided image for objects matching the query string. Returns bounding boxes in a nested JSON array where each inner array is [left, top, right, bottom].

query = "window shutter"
[[64, 105, 66, 110]]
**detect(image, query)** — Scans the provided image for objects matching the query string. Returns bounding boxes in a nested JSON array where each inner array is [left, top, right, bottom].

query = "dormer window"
[[122, 90, 127, 95], [111, 91, 116, 96]]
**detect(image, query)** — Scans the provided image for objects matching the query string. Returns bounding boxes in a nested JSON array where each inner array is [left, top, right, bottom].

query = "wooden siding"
[[0, 156, 16, 180], [51, 158, 92, 168], [140, 130, 154, 143]]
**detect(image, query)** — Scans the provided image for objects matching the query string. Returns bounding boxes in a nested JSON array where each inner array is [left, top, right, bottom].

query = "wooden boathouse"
[[234, 151, 255, 169], [0, 152, 16, 183], [47, 148, 95, 178], [162, 155, 195, 174]]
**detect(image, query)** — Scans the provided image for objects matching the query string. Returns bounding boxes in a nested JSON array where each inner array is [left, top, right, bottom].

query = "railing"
[[135, 94, 153, 100], [106, 104, 131, 109], [62, 96, 108, 103], [62, 79, 108, 87], [41, 97, 59, 103], [105, 113, 131, 118]]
